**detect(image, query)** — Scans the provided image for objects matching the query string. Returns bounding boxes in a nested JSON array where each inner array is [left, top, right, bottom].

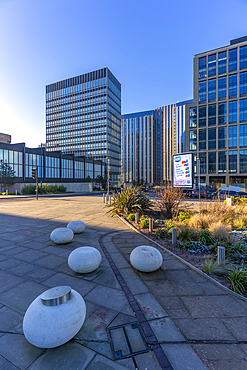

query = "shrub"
[[139, 218, 149, 228], [178, 210, 193, 223], [209, 221, 231, 242], [107, 186, 152, 217], [233, 216, 247, 229], [21, 185, 36, 195], [188, 213, 211, 230], [154, 183, 185, 218], [164, 219, 174, 232], [228, 267, 247, 295], [177, 225, 199, 242], [203, 257, 227, 276], [182, 240, 210, 254], [154, 228, 169, 239], [127, 213, 135, 221], [198, 230, 214, 246]]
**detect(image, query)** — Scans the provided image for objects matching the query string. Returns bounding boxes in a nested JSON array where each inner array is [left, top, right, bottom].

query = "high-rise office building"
[[121, 100, 191, 185], [186, 36, 247, 189], [46, 67, 121, 185]]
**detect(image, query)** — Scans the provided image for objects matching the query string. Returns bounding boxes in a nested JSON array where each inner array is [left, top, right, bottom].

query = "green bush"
[[139, 218, 149, 228], [154, 228, 169, 239], [178, 210, 193, 223], [228, 267, 247, 295], [21, 185, 36, 195], [198, 230, 214, 246], [106, 186, 152, 217], [178, 225, 198, 242], [127, 213, 135, 221], [21, 184, 67, 195]]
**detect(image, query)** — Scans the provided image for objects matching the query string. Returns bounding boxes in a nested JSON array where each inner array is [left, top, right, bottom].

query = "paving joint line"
[[99, 231, 173, 370]]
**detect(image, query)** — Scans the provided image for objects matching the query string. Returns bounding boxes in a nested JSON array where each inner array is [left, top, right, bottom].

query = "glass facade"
[[229, 101, 237, 123], [189, 130, 197, 151], [229, 151, 237, 172], [199, 106, 206, 127], [189, 107, 197, 127], [199, 129, 206, 150], [199, 152, 206, 173], [199, 57, 206, 78], [240, 150, 247, 172], [208, 79, 216, 100], [218, 151, 226, 173], [240, 72, 247, 95], [240, 124, 247, 147], [218, 102, 226, 125], [199, 81, 206, 101], [46, 67, 121, 185], [229, 126, 237, 148], [208, 152, 216, 173], [208, 128, 216, 149], [240, 46, 247, 70], [229, 74, 237, 97], [240, 99, 247, 121], [208, 104, 216, 126], [218, 77, 226, 98], [208, 54, 216, 76], [218, 127, 226, 149], [218, 52, 226, 74], [229, 49, 237, 72]]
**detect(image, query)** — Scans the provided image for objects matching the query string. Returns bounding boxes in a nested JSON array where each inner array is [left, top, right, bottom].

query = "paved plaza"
[[0, 195, 246, 369]]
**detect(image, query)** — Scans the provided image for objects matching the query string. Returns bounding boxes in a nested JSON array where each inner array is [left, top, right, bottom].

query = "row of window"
[[190, 125, 246, 151], [199, 46, 247, 78], [190, 101, 247, 127], [195, 151, 247, 173], [199, 72, 247, 101]]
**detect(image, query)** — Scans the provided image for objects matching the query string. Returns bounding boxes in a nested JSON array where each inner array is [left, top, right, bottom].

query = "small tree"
[[96, 174, 107, 190], [154, 182, 185, 219], [1, 163, 16, 191]]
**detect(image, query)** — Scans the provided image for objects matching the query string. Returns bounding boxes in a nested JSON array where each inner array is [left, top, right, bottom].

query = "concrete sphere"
[[50, 227, 74, 244], [67, 221, 86, 234], [68, 246, 102, 273], [23, 288, 86, 348], [130, 245, 163, 272]]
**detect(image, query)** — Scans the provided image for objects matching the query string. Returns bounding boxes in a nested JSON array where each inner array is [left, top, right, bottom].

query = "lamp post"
[[0, 159, 2, 194], [106, 157, 111, 201], [197, 157, 201, 203]]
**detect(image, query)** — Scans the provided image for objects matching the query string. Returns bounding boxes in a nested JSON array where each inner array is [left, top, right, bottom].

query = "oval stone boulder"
[[23, 287, 86, 348], [68, 246, 102, 273], [67, 221, 86, 234], [130, 245, 163, 272], [50, 227, 74, 244]]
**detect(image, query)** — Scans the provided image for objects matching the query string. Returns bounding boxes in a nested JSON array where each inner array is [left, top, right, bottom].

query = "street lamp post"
[[106, 157, 111, 201]]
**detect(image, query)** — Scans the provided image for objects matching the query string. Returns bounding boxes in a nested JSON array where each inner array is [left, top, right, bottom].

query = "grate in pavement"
[[108, 322, 149, 360]]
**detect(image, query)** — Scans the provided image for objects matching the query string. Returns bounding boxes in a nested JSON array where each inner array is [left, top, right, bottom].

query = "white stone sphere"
[[68, 246, 102, 273], [130, 245, 163, 272], [23, 288, 86, 348], [50, 227, 74, 244], [67, 221, 86, 234]]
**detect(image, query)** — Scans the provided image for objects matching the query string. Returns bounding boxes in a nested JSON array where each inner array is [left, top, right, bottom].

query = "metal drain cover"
[[108, 322, 149, 360]]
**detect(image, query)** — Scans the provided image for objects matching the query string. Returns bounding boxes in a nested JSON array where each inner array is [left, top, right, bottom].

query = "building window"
[[229, 74, 237, 97], [199, 106, 206, 127], [240, 46, 247, 70], [199, 129, 206, 150], [229, 150, 237, 173], [208, 128, 216, 149], [240, 124, 247, 147], [240, 72, 247, 95], [208, 152, 216, 173], [208, 104, 216, 126], [199, 152, 206, 174], [218, 51, 226, 74], [218, 151, 226, 173], [218, 127, 226, 149], [199, 57, 206, 78], [218, 102, 226, 125], [208, 79, 216, 100], [240, 150, 247, 172], [189, 130, 197, 150], [229, 48, 237, 72], [218, 77, 226, 99], [229, 126, 237, 148], [199, 81, 206, 101], [229, 101, 237, 123], [208, 54, 216, 76], [240, 99, 247, 122], [189, 107, 197, 127]]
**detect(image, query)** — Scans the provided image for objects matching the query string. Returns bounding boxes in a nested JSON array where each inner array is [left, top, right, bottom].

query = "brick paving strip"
[[99, 232, 173, 370]]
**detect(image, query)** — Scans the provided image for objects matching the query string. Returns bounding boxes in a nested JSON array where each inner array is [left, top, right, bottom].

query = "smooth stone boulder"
[[50, 227, 74, 244], [67, 220, 85, 234], [23, 286, 86, 348], [130, 245, 163, 272], [68, 246, 102, 273]]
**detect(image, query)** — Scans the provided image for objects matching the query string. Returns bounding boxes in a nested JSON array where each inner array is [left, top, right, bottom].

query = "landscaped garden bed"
[[107, 185, 247, 298]]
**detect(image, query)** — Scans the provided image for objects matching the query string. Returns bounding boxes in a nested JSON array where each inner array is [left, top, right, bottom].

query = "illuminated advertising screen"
[[173, 153, 193, 188]]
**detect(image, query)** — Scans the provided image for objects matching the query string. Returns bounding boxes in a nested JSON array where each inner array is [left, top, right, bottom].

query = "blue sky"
[[0, 0, 247, 147]]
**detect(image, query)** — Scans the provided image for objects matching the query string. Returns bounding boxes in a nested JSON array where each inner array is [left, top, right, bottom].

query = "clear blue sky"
[[0, 0, 247, 147]]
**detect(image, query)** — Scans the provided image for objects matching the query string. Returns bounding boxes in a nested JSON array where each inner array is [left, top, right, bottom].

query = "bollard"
[[217, 246, 225, 265], [172, 228, 177, 245], [15, 189, 17, 195], [135, 213, 139, 223], [103, 193, 105, 203], [109, 195, 111, 205], [6, 190, 8, 196], [106, 193, 109, 202], [149, 218, 153, 232]]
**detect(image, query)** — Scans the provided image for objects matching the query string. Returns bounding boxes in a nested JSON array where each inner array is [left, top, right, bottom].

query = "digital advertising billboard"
[[172, 153, 194, 188]]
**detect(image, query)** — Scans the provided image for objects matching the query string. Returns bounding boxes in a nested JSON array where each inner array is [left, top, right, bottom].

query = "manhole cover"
[[108, 322, 149, 360]]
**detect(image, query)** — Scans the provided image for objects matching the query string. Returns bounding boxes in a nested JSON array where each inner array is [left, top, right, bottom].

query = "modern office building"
[[186, 36, 247, 189], [0, 142, 105, 193], [46, 67, 121, 185], [121, 100, 192, 185]]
